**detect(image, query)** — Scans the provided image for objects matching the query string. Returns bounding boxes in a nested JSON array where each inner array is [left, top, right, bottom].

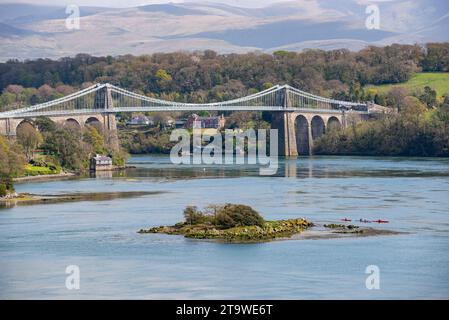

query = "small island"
[[139, 204, 403, 243], [138, 204, 313, 242]]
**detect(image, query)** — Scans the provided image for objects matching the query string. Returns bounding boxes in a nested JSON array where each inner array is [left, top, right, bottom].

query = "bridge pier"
[[103, 113, 119, 150], [272, 111, 365, 157], [0, 118, 18, 136], [272, 112, 298, 157]]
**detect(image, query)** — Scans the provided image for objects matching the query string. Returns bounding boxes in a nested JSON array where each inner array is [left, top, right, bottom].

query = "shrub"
[[0, 176, 14, 194], [215, 204, 265, 228], [182, 204, 265, 228], [0, 183, 7, 196], [183, 206, 212, 225]]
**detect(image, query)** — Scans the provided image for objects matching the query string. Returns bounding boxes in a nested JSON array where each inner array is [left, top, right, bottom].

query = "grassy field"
[[366, 72, 449, 99]]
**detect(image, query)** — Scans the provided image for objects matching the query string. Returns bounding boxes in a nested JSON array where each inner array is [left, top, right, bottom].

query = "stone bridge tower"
[[94, 84, 119, 150]]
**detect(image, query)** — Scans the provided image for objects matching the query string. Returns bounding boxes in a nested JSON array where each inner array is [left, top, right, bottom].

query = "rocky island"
[[139, 204, 313, 242], [139, 204, 402, 243]]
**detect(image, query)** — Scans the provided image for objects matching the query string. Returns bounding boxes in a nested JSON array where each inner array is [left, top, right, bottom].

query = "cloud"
[[0, 0, 287, 8]]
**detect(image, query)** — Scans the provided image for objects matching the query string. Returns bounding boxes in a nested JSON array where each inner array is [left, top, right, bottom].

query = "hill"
[[366, 73, 449, 99], [0, 1, 449, 61]]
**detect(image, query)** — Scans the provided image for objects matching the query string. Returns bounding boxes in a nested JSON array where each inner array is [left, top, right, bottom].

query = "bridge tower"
[[271, 86, 299, 157], [94, 84, 119, 150], [270, 85, 358, 157]]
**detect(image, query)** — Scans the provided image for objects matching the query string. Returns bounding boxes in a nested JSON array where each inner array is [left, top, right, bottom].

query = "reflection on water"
[[124, 155, 449, 179], [1, 155, 449, 299]]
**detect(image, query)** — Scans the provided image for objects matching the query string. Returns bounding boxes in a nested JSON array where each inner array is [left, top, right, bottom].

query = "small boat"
[[359, 219, 371, 223], [341, 218, 352, 222], [372, 219, 389, 223]]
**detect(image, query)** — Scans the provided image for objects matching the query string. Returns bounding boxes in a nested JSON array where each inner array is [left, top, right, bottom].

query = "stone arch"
[[34, 117, 56, 133], [64, 118, 81, 131], [16, 119, 36, 136], [327, 116, 341, 132], [295, 115, 310, 155], [311, 115, 325, 140], [85, 116, 103, 133]]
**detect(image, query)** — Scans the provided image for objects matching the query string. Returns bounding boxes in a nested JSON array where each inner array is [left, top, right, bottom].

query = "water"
[[1, 155, 449, 299]]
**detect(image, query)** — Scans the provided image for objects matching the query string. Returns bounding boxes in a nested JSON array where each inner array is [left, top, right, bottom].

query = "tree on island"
[[183, 204, 265, 228]]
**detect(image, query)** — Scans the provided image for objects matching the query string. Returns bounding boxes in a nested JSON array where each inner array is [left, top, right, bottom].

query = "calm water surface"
[[1, 155, 449, 299]]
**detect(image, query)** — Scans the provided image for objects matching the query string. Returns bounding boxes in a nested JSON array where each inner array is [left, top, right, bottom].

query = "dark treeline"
[[1, 43, 448, 108]]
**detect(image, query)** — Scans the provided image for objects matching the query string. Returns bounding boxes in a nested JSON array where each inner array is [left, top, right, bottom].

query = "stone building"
[[90, 154, 113, 171]]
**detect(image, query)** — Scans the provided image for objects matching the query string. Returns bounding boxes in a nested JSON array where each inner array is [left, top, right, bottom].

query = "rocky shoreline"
[[139, 218, 314, 242], [139, 218, 403, 243]]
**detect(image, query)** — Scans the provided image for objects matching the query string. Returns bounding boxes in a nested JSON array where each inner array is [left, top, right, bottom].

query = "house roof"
[[191, 114, 219, 120], [92, 155, 112, 161]]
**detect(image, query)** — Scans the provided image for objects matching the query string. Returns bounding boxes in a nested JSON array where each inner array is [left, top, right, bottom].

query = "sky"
[[0, 0, 401, 9], [0, 0, 288, 8]]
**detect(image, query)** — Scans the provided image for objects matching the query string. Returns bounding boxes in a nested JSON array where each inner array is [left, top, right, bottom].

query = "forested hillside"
[[1, 43, 448, 112], [1, 43, 449, 169]]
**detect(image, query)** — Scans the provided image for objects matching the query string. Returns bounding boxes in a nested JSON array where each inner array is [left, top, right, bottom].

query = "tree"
[[439, 95, 449, 120], [421, 43, 449, 72], [37, 84, 54, 101], [42, 126, 88, 170], [155, 69, 172, 90], [401, 96, 427, 122], [0, 136, 26, 194], [16, 123, 43, 160], [419, 86, 437, 108], [215, 204, 265, 228], [262, 82, 274, 90], [83, 126, 105, 155], [374, 93, 386, 106], [387, 87, 408, 111], [184, 206, 202, 225]]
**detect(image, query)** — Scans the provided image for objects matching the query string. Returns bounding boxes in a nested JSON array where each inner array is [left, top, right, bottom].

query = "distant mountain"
[[170, 19, 394, 49], [0, 22, 37, 37], [0, 0, 448, 61], [137, 3, 208, 16], [0, 3, 107, 25], [0, 3, 60, 22]]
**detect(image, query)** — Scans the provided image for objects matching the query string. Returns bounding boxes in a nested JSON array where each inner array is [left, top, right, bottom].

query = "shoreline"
[[0, 190, 165, 206], [12, 166, 134, 184], [138, 219, 403, 243], [13, 172, 77, 183]]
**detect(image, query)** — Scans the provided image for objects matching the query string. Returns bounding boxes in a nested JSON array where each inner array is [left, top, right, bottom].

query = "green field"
[[366, 72, 449, 99], [24, 164, 61, 176]]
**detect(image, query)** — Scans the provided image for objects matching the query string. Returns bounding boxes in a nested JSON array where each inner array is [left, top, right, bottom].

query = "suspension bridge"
[[0, 83, 382, 156]]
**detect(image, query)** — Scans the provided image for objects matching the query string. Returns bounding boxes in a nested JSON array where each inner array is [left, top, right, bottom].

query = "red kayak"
[[372, 219, 389, 223]]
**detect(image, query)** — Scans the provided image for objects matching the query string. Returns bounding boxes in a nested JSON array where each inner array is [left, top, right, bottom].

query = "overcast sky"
[[0, 0, 401, 8], [0, 0, 292, 8]]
